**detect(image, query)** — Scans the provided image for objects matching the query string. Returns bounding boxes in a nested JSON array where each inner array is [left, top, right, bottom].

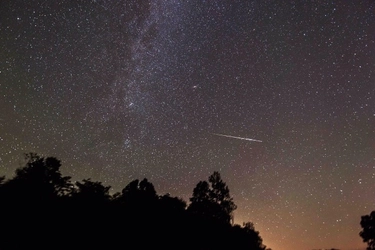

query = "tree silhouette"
[[0, 153, 74, 249], [0, 153, 270, 250], [360, 211, 375, 250], [159, 193, 187, 212], [188, 171, 237, 224], [115, 178, 157, 208], [190, 180, 210, 203], [72, 178, 111, 204], [231, 222, 267, 250], [1, 153, 72, 204]]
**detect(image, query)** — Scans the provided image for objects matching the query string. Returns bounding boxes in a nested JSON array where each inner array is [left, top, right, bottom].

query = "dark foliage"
[[360, 211, 375, 250], [188, 171, 237, 224], [0, 153, 268, 250]]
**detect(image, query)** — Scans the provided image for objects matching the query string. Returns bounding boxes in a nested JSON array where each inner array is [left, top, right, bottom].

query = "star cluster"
[[1, 1, 374, 249]]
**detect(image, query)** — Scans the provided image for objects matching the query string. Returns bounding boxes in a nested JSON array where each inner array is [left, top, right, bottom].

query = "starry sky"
[[1, 1, 374, 249]]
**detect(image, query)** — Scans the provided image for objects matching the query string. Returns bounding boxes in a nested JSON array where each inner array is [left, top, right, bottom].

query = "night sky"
[[1, 1, 374, 249]]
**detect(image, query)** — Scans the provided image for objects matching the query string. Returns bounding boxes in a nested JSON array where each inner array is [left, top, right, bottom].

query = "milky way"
[[1, 1, 374, 249]]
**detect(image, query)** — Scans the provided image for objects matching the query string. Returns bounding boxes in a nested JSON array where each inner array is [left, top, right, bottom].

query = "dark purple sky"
[[1, 1, 374, 249]]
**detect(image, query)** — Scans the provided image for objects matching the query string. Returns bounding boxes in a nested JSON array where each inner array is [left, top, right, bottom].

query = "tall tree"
[[360, 211, 375, 250], [188, 171, 237, 224]]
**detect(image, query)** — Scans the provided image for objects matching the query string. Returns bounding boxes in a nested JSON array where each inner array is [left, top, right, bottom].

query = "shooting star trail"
[[211, 133, 262, 143]]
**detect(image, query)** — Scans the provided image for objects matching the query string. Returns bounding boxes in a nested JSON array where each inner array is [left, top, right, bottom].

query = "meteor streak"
[[211, 133, 262, 143]]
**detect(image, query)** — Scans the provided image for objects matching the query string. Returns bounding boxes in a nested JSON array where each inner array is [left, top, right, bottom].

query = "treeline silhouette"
[[0, 153, 269, 250]]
